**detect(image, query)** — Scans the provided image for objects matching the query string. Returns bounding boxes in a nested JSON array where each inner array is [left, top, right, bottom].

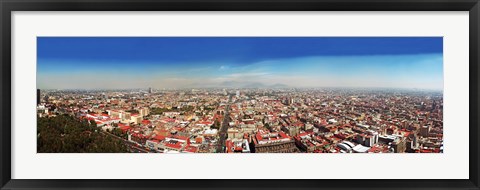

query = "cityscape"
[[37, 37, 443, 153]]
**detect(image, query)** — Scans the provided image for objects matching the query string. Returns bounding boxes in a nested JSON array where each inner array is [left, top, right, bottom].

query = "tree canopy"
[[37, 115, 129, 153]]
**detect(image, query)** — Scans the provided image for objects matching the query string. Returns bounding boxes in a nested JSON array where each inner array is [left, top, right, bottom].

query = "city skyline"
[[37, 37, 444, 154], [37, 37, 443, 90]]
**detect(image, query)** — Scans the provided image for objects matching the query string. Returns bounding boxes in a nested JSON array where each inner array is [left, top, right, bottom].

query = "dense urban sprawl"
[[37, 88, 443, 153]]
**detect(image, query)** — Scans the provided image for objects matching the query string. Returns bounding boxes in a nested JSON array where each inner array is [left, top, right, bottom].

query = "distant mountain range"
[[190, 81, 289, 89], [219, 81, 289, 88]]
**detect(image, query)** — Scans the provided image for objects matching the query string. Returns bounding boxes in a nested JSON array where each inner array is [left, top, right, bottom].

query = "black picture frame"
[[1, 0, 479, 189]]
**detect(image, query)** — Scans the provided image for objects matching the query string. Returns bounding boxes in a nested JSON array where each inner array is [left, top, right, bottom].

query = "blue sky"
[[37, 37, 443, 90]]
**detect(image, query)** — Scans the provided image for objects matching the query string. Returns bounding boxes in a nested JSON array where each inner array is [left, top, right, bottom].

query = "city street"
[[216, 94, 232, 153]]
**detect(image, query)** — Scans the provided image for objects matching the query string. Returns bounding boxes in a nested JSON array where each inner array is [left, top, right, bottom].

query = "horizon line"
[[37, 86, 444, 91]]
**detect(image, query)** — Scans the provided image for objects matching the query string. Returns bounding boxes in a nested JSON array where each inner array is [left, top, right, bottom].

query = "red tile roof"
[[165, 142, 182, 149], [153, 135, 166, 141], [184, 145, 198, 153]]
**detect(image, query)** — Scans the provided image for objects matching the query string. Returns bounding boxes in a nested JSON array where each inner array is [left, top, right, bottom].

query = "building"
[[139, 107, 150, 117], [129, 133, 148, 145], [43, 94, 49, 104], [130, 114, 142, 124], [412, 133, 418, 149], [226, 139, 251, 153], [352, 144, 370, 153], [159, 135, 191, 152], [252, 130, 297, 153], [227, 128, 242, 139], [146, 135, 166, 151], [294, 132, 326, 153], [355, 134, 365, 145], [146, 140, 161, 150], [123, 112, 132, 122], [148, 87, 153, 94], [36, 105, 48, 117], [182, 145, 199, 153], [364, 135, 375, 147], [37, 89, 40, 105], [337, 141, 356, 153], [420, 126, 430, 137], [281, 125, 300, 137], [392, 137, 407, 153]]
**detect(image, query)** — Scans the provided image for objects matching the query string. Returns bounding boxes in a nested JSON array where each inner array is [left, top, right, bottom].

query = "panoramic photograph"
[[36, 37, 443, 153]]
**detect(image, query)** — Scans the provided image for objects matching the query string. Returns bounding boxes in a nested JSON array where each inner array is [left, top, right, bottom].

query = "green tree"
[[37, 115, 129, 153]]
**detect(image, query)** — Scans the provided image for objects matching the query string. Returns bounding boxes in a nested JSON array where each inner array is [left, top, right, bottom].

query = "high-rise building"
[[148, 87, 153, 94], [37, 89, 40, 105]]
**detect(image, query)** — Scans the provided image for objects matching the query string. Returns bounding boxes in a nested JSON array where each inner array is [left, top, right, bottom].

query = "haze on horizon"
[[37, 37, 443, 90]]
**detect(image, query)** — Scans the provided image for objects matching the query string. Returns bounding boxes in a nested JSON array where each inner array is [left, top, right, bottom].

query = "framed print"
[[1, 0, 479, 190]]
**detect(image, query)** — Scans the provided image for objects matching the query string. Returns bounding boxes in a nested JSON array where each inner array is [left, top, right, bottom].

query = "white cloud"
[[227, 72, 270, 78], [219, 65, 229, 70]]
